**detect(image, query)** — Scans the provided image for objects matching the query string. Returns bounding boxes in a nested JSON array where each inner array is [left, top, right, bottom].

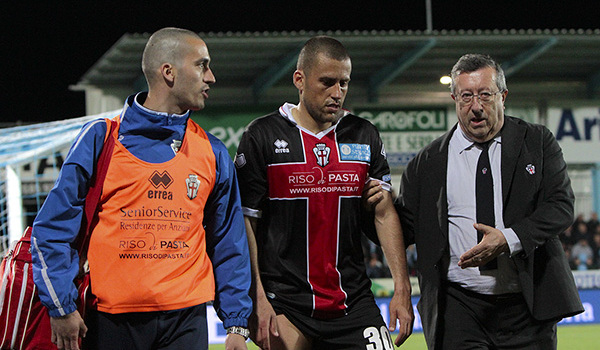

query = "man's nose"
[[205, 68, 216, 84], [331, 83, 343, 99]]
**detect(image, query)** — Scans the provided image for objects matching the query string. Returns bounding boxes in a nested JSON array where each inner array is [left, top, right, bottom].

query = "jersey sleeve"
[[366, 121, 392, 185], [204, 133, 252, 328], [31, 118, 108, 317], [234, 121, 269, 217]]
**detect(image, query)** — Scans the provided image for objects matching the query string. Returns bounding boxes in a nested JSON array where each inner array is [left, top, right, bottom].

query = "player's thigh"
[[270, 313, 312, 350]]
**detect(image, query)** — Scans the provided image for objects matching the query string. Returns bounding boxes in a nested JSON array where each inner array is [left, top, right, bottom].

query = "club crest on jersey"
[[313, 143, 331, 167], [186, 174, 201, 199]]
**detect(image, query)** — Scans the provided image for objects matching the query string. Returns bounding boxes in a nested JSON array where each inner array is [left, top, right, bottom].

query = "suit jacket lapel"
[[501, 116, 526, 206], [425, 125, 455, 241]]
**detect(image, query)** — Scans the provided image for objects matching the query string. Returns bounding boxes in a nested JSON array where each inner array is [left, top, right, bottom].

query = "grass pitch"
[[209, 324, 600, 349]]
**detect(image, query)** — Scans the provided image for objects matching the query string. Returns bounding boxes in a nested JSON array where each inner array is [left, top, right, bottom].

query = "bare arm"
[[373, 191, 414, 347], [244, 216, 279, 349]]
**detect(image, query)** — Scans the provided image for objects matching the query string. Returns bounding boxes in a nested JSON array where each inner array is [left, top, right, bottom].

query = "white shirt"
[[446, 126, 522, 294]]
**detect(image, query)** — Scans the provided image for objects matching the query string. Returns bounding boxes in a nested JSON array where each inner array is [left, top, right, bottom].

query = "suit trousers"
[[439, 282, 557, 350]]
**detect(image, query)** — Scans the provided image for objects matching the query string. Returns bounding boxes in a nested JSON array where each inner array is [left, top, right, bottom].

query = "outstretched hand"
[[459, 223, 509, 268]]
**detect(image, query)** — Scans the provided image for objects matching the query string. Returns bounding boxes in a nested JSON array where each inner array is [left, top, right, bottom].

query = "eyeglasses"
[[456, 91, 503, 104]]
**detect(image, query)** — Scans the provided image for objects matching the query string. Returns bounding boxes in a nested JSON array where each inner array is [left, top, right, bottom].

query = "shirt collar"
[[119, 93, 189, 138], [452, 125, 502, 154], [133, 92, 189, 119], [279, 102, 350, 125], [278, 102, 350, 138], [279, 102, 299, 125]]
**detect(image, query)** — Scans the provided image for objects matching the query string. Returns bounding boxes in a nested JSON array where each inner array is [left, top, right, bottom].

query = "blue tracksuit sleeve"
[[31, 118, 107, 317], [204, 133, 252, 329]]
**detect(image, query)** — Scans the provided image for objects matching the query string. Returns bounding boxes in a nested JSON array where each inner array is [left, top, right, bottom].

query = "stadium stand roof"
[[72, 28, 600, 110], [0, 111, 119, 167]]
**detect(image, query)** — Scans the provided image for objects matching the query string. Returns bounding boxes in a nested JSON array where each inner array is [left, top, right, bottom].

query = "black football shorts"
[[272, 296, 394, 350]]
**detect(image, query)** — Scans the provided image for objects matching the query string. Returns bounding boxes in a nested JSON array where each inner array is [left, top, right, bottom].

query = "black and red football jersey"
[[235, 103, 391, 319]]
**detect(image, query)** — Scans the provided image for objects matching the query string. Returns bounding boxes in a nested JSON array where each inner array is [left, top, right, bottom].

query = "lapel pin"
[[526, 164, 535, 175]]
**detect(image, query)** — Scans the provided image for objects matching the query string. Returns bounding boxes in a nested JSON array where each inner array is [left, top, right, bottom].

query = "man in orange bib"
[[32, 28, 251, 350]]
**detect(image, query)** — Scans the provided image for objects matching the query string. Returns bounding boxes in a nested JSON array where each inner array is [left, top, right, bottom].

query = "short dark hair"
[[297, 36, 350, 74], [450, 54, 507, 94]]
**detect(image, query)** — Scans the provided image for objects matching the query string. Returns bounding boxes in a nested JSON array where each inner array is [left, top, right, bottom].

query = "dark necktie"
[[476, 141, 498, 270]]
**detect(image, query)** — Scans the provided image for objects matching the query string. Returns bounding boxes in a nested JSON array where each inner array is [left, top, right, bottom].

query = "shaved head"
[[141, 28, 202, 86]]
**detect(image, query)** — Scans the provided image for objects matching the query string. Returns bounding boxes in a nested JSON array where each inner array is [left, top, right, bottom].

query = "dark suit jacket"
[[396, 116, 584, 349]]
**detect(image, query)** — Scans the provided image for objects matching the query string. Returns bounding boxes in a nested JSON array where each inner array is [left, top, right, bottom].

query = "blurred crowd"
[[362, 235, 419, 279], [363, 211, 600, 279], [562, 212, 600, 271]]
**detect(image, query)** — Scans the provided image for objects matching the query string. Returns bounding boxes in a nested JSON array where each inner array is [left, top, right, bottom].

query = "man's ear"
[[293, 70, 304, 92], [501, 89, 508, 103], [161, 63, 175, 84]]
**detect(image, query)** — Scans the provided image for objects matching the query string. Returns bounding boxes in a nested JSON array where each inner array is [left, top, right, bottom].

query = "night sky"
[[2, 1, 597, 125]]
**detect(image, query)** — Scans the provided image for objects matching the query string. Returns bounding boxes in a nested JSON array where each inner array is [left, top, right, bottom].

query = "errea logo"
[[274, 139, 290, 154], [148, 171, 173, 200], [149, 171, 173, 188]]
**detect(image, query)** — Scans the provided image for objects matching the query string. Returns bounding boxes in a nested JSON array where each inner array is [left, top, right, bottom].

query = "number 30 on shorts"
[[363, 326, 393, 350]]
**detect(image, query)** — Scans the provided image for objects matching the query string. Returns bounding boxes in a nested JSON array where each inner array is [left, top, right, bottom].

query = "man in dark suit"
[[392, 54, 583, 349]]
